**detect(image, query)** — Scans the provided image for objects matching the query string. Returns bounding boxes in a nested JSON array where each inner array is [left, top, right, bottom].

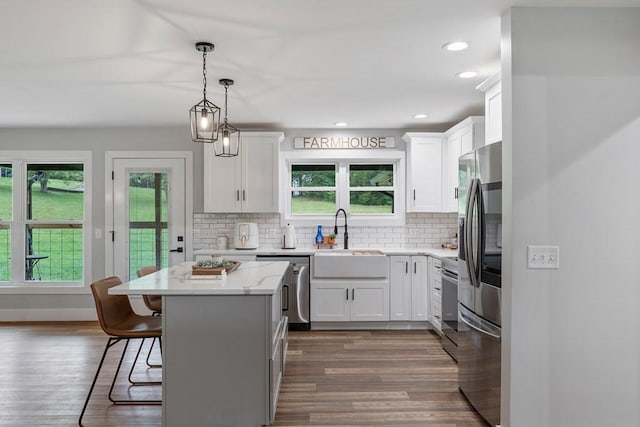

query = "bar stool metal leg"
[[127, 338, 161, 385], [79, 338, 161, 427]]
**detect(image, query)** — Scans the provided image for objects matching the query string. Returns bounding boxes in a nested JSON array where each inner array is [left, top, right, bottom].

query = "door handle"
[[169, 247, 183, 253], [351, 288, 355, 300]]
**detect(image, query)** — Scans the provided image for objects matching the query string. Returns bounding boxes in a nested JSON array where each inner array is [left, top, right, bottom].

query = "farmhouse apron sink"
[[313, 250, 387, 278]]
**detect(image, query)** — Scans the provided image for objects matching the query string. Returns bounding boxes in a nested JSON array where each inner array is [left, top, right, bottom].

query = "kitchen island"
[[110, 261, 289, 427]]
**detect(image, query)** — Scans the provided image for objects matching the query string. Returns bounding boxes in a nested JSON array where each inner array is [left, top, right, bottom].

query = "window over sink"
[[281, 150, 405, 227]]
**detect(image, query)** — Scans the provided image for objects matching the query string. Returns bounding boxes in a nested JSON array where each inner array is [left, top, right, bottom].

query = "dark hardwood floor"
[[0, 323, 485, 426]]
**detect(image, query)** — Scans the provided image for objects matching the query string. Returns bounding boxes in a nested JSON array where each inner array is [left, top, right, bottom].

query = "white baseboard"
[[0, 308, 98, 322], [311, 321, 432, 330]]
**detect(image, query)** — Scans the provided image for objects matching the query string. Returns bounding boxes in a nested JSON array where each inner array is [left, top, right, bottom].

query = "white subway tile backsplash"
[[192, 212, 458, 250]]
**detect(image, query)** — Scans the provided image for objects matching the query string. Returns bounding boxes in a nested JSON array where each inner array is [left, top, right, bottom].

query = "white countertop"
[[109, 261, 289, 296], [194, 247, 458, 259]]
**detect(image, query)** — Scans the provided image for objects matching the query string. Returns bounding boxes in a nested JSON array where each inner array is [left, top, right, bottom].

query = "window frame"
[[0, 151, 92, 293], [281, 149, 405, 227]]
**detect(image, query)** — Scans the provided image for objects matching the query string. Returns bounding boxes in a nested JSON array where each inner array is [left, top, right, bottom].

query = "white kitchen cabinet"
[[428, 256, 443, 333], [410, 256, 428, 321], [477, 73, 502, 144], [403, 133, 443, 212], [443, 117, 485, 212], [204, 132, 284, 213], [311, 280, 389, 322], [389, 255, 428, 321], [311, 282, 349, 321], [389, 256, 412, 320]]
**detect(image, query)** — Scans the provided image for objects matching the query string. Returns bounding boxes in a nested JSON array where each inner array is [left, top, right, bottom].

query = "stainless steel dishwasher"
[[256, 256, 310, 330]]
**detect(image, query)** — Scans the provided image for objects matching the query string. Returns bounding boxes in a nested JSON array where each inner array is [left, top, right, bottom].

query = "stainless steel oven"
[[440, 256, 458, 361]]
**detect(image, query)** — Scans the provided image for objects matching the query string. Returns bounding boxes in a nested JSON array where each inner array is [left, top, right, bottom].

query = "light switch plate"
[[527, 245, 560, 269]]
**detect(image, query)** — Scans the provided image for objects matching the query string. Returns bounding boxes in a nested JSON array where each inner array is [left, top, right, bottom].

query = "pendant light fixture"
[[214, 78, 240, 157], [190, 42, 221, 143]]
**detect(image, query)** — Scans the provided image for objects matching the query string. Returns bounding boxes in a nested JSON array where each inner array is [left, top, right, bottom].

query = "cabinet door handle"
[[413, 189, 416, 201], [351, 288, 355, 300], [414, 262, 417, 274], [346, 288, 349, 300], [434, 314, 441, 320], [405, 261, 408, 274], [236, 190, 240, 201], [434, 286, 441, 291], [242, 189, 246, 201]]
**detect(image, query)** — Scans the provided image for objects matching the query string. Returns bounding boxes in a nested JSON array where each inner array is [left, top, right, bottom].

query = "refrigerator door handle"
[[459, 305, 500, 340], [473, 180, 483, 285], [464, 179, 478, 288]]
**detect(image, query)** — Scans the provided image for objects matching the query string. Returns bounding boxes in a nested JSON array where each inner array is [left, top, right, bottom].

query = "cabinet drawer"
[[281, 316, 288, 374], [270, 336, 283, 423], [433, 276, 442, 299], [432, 302, 442, 332]]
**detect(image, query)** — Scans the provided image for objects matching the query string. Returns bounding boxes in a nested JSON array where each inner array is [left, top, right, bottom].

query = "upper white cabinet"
[[477, 73, 502, 144], [204, 132, 284, 212], [403, 133, 443, 212], [443, 117, 485, 212]]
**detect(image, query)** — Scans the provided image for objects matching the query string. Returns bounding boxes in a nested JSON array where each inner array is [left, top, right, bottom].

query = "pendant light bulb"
[[200, 109, 209, 129], [223, 129, 230, 146]]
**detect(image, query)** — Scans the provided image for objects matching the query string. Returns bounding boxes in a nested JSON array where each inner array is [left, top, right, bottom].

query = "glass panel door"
[[128, 172, 168, 280]]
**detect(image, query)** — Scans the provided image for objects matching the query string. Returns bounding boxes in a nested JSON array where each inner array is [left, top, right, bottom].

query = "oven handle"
[[459, 305, 500, 340], [441, 269, 458, 281]]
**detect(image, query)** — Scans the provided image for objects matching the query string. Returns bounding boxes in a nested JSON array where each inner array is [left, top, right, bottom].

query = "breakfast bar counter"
[[110, 261, 290, 427]]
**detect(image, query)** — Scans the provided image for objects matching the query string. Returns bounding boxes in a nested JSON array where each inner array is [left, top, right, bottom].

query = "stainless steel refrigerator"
[[458, 141, 502, 426]]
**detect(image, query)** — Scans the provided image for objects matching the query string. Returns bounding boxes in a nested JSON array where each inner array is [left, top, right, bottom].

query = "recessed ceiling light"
[[456, 71, 478, 79], [413, 114, 428, 119], [334, 122, 347, 127], [443, 41, 468, 52]]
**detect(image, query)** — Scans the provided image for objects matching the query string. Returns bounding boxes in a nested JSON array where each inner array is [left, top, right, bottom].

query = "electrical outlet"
[[527, 245, 559, 269]]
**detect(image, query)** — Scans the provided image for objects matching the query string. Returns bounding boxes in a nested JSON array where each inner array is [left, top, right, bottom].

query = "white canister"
[[216, 236, 228, 250]]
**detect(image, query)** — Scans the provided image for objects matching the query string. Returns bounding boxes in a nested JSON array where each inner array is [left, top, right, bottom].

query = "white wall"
[[503, 7, 640, 427]]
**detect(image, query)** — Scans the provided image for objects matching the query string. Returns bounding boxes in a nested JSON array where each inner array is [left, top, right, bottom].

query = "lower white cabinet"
[[389, 255, 428, 321], [428, 257, 443, 333], [311, 280, 389, 322], [269, 316, 287, 423]]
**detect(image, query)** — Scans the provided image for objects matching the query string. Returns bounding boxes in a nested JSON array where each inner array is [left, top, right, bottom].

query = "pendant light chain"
[[202, 49, 208, 101], [223, 82, 229, 123]]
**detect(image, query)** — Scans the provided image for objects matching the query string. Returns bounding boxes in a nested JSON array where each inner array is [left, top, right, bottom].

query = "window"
[[290, 164, 337, 215], [283, 152, 405, 226], [0, 152, 91, 287], [0, 164, 12, 281], [349, 164, 394, 215]]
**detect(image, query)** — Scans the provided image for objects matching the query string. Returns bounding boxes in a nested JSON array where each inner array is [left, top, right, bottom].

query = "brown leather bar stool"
[[136, 266, 161, 369], [79, 276, 162, 426], [137, 266, 161, 314]]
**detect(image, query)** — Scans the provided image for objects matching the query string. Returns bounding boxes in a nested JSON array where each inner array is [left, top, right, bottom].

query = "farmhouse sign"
[[294, 136, 395, 150]]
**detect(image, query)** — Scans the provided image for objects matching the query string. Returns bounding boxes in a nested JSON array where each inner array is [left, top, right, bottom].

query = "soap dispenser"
[[314, 224, 324, 245]]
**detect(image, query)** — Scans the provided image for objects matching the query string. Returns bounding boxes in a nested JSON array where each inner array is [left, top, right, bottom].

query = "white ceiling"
[[1, 0, 638, 130]]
